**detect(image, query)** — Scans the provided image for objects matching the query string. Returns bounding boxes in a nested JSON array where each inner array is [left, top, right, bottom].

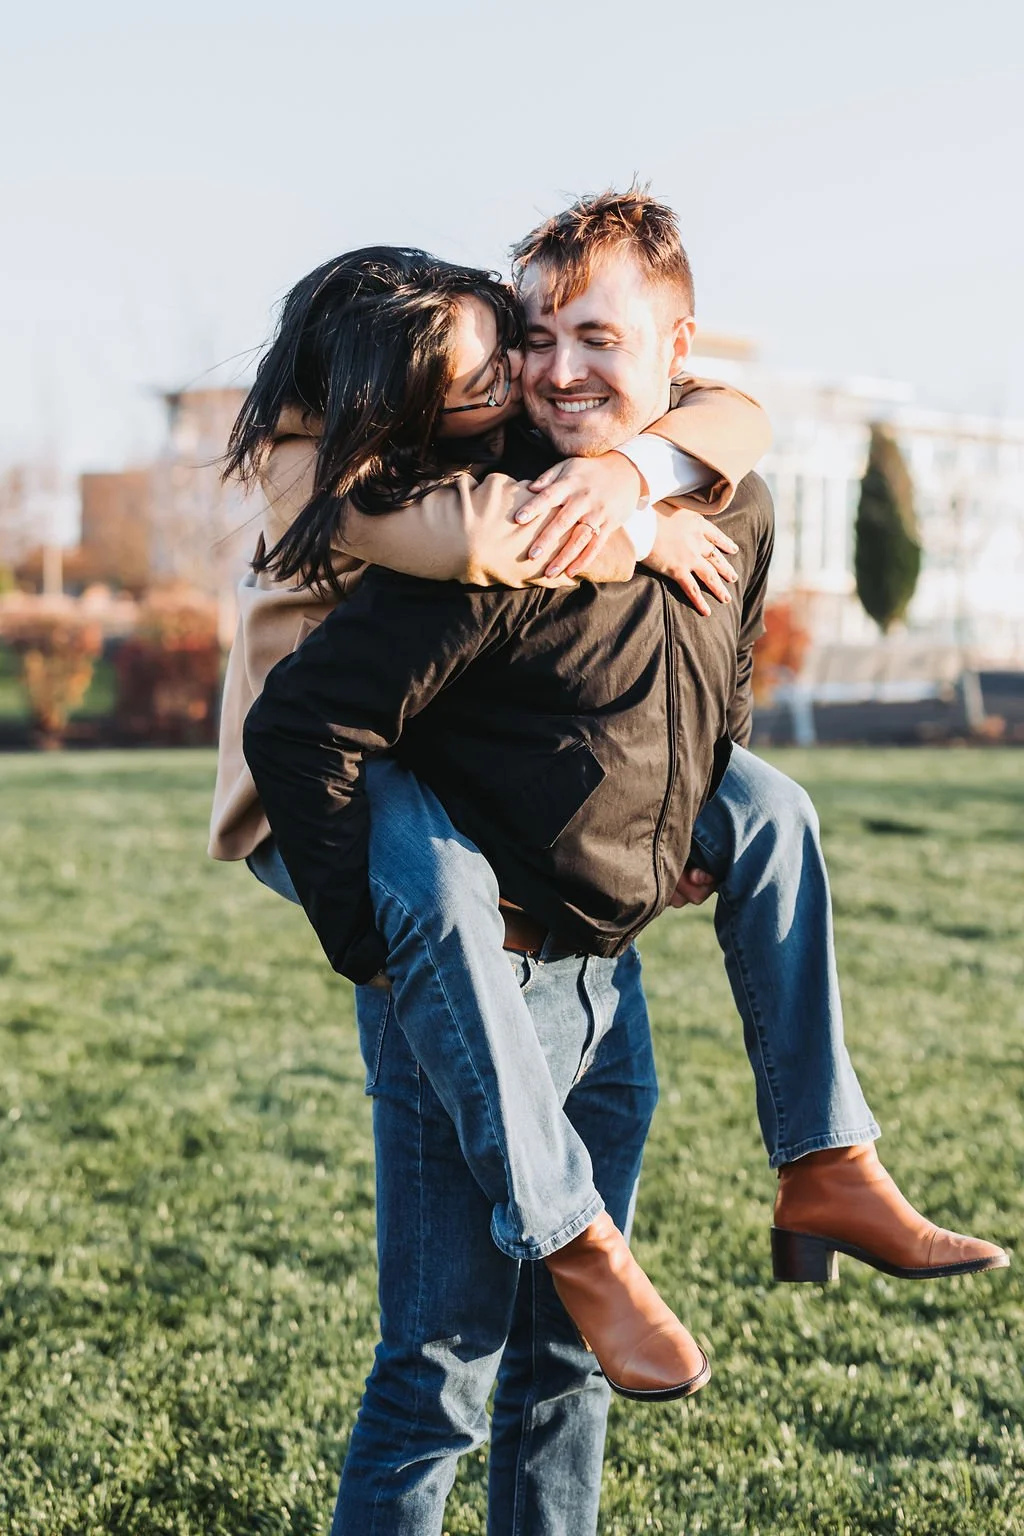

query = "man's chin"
[[534, 406, 623, 458]]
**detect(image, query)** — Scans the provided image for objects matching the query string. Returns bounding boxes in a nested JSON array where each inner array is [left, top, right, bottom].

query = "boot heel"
[[771, 1227, 839, 1283]]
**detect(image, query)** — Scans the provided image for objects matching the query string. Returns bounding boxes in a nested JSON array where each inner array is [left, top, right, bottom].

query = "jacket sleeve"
[[242, 571, 509, 983], [727, 477, 776, 747], [643, 375, 772, 515]]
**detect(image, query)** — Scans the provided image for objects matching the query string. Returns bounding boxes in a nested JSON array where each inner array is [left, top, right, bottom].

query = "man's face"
[[520, 255, 694, 456]]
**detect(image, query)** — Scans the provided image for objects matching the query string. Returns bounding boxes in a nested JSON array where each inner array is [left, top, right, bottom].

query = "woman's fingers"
[[527, 499, 591, 561], [563, 525, 613, 579], [546, 523, 601, 578]]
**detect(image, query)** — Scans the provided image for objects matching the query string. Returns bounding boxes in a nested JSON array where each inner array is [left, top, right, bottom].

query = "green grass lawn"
[[1, 748, 1022, 1536]]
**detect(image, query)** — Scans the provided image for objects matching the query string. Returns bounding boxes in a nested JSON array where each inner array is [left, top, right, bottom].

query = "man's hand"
[[511, 453, 644, 579], [668, 864, 720, 908], [644, 509, 739, 617]]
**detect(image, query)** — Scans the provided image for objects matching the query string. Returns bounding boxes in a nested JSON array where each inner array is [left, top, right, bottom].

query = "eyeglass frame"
[[440, 348, 513, 414]]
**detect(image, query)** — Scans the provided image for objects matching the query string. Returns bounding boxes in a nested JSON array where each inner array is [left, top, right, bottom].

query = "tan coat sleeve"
[[643, 374, 772, 514], [258, 405, 635, 590]]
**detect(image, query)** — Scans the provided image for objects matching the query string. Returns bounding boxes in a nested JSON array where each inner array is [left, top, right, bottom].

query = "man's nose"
[[545, 344, 589, 390]]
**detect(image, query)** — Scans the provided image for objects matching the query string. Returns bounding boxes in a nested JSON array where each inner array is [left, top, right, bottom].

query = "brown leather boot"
[[543, 1212, 710, 1401], [772, 1143, 1010, 1282]]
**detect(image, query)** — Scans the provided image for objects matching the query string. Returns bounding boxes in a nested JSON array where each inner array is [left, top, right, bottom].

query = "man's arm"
[[727, 475, 776, 748], [242, 571, 511, 981]]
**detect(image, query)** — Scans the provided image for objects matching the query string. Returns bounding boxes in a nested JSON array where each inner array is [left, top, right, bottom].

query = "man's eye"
[[526, 338, 554, 351], [585, 339, 615, 349]]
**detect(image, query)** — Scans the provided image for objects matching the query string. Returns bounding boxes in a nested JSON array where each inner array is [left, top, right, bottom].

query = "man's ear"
[[668, 314, 696, 378]]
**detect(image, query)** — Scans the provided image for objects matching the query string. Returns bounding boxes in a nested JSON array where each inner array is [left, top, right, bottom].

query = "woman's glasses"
[[441, 350, 512, 414]]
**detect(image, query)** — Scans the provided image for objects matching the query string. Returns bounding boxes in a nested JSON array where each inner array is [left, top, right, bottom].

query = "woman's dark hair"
[[224, 246, 523, 596]]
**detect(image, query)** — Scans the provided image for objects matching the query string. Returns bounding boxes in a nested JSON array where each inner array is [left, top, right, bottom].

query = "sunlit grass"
[[1, 748, 1021, 1535]]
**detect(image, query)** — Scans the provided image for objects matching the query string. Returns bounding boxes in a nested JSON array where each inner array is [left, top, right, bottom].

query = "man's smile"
[[550, 396, 610, 414]]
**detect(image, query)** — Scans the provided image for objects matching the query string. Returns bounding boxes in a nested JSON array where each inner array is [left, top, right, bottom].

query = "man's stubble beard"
[[526, 381, 672, 459], [529, 399, 649, 459]]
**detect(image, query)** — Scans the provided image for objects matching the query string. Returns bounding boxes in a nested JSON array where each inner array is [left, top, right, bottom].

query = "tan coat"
[[209, 376, 771, 861]]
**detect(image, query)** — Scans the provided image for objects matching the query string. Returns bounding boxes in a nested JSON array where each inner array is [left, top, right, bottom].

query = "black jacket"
[[243, 473, 775, 983]]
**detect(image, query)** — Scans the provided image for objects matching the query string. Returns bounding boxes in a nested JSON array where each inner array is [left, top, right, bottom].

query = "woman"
[[212, 247, 768, 1407]]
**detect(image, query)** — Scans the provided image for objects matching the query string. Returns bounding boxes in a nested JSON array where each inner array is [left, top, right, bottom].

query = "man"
[[243, 192, 1007, 1535]]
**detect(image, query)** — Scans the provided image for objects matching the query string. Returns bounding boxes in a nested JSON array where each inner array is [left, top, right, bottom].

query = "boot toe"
[[927, 1228, 1010, 1270]]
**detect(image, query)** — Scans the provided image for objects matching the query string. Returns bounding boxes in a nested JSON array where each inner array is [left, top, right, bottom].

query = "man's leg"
[[488, 947, 661, 1536], [331, 985, 520, 1536], [689, 743, 1007, 1281]]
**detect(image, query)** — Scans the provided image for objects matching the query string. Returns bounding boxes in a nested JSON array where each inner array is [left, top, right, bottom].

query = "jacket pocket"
[[509, 737, 606, 850]]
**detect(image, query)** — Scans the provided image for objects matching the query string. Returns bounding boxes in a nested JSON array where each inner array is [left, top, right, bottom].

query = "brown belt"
[[500, 904, 550, 956]]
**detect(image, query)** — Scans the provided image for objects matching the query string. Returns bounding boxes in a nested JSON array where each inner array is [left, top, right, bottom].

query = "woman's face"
[[437, 295, 524, 439]]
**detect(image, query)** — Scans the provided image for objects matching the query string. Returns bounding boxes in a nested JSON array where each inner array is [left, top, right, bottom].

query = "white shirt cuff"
[[623, 505, 658, 561], [617, 435, 712, 507]]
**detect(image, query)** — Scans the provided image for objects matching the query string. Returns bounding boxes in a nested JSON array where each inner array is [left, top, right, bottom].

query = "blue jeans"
[[332, 946, 657, 1536], [248, 747, 878, 1192], [688, 743, 879, 1164]]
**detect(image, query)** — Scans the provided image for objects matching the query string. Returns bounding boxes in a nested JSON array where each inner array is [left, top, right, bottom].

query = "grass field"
[[1, 747, 1022, 1536]]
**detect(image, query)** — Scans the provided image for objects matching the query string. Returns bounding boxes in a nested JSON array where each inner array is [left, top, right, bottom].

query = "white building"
[[693, 337, 1024, 665]]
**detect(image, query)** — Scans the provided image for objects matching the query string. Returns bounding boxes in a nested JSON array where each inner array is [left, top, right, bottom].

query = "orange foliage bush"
[[753, 599, 812, 704], [0, 613, 102, 744], [114, 589, 221, 745]]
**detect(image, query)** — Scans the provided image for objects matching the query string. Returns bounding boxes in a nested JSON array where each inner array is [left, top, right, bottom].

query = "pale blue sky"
[[3, 0, 1022, 474]]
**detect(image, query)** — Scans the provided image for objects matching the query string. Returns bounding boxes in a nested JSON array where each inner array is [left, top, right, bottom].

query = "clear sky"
[[3, 0, 1022, 476]]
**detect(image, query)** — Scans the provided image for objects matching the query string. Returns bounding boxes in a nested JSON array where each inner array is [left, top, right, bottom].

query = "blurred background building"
[[692, 334, 1024, 664], [1, 357, 1023, 747]]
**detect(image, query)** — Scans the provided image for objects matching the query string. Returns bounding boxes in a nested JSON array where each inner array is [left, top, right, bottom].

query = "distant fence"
[[752, 671, 1024, 746]]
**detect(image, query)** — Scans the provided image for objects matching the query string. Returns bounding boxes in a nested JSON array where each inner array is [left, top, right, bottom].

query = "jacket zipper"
[[625, 585, 679, 944]]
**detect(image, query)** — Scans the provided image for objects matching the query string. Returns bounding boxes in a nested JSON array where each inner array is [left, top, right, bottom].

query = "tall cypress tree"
[[854, 426, 922, 633]]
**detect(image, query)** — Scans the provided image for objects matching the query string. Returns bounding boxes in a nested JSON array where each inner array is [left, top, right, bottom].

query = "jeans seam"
[[367, 1077, 425, 1536], [509, 1267, 538, 1536], [369, 871, 527, 1243], [713, 887, 788, 1151]]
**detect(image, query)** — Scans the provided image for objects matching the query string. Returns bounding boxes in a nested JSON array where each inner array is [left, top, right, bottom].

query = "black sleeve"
[[727, 475, 775, 748], [243, 569, 509, 982]]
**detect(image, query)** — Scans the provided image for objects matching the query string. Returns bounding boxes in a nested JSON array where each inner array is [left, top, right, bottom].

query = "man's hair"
[[511, 186, 694, 316]]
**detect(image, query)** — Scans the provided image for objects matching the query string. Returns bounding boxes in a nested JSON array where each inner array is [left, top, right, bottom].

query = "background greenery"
[[1, 748, 1021, 1536]]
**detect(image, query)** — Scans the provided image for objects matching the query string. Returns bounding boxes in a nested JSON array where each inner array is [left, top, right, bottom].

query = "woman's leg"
[[363, 756, 603, 1261], [248, 757, 604, 1261]]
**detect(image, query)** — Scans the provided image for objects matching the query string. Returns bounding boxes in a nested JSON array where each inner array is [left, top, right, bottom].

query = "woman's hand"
[[512, 453, 645, 578], [643, 509, 740, 616]]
